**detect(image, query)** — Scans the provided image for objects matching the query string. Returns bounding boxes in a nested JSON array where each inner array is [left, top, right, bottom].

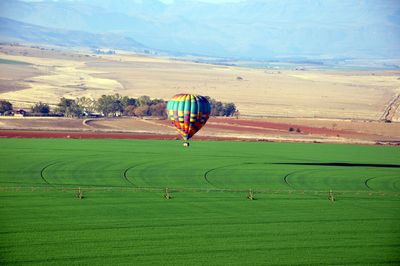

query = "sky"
[[21, 0, 245, 2], [159, 0, 244, 3], [4, 0, 400, 60]]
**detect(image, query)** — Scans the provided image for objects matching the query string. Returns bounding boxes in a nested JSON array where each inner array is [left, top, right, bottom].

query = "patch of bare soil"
[[0, 129, 245, 141], [0, 64, 42, 93], [84, 118, 176, 134], [257, 117, 400, 141], [0, 117, 87, 131], [0, 116, 398, 145], [138, 117, 396, 144]]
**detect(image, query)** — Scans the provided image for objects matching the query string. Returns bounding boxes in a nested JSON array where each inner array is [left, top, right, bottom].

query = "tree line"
[[0, 95, 237, 118]]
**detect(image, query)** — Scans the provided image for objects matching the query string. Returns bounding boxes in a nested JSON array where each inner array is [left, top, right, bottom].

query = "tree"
[[31, 102, 50, 114], [56, 98, 82, 117], [150, 98, 164, 105], [123, 105, 136, 116], [223, 102, 236, 116], [149, 102, 167, 118], [205, 96, 237, 117], [206, 96, 226, 116], [76, 97, 97, 113], [121, 96, 137, 107], [96, 94, 124, 117], [212, 101, 224, 116], [121, 96, 137, 116], [0, 100, 13, 113], [134, 105, 150, 117], [137, 95, 152, 106]]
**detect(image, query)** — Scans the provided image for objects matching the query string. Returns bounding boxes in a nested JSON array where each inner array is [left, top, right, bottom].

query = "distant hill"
[[0, 17, 146, 51], [0, 0, 399, 60]]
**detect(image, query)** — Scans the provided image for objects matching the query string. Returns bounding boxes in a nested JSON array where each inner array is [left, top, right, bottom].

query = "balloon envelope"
[[167, 93, 211, 141]]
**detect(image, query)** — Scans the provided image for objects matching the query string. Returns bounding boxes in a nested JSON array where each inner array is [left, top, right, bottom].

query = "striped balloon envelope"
[[167, 93, 211, 143]]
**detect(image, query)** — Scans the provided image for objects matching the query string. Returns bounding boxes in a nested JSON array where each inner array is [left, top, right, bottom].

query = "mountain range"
[[0, 17, 146, 51], [0, 0, 399, 60]]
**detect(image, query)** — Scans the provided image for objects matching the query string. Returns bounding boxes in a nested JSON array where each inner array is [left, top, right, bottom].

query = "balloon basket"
[[183, 142, 190, 147]]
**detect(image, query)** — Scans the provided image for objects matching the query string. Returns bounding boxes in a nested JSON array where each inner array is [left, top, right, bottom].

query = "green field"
[[0, 58, 31, 65], [0, 138, 399, 265]]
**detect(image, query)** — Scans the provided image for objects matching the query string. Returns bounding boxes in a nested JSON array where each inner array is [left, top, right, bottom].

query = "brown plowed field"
[[0, 129, 243, 141], [1, 116, 398, 144]]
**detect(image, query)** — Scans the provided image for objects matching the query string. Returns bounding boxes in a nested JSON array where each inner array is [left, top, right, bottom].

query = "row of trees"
[[1, 95, 238, 118], [56, 94, 167, 118], [205, 97, 237, 117], [0, 100, 13, 114]]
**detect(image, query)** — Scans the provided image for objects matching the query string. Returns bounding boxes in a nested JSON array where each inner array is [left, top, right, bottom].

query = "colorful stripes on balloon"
[[167, 93, 211, 141]]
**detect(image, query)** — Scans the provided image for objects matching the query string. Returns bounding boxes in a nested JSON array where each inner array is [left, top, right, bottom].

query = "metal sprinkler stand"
[[164, 188, 172, 199], [76, 187, 84, 199], [247, 189, 255, 200], [328, 189, 335, 202]]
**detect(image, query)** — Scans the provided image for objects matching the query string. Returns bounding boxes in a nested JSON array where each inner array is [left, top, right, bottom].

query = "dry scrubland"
[[1, 44, 399, 120], [0, 44, 399, 144]]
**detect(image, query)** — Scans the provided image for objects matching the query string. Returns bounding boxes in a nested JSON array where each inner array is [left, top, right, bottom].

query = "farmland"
[[1, 44, 400, 121], [1, 43, 399, 145], [0, 138, 399, 265]]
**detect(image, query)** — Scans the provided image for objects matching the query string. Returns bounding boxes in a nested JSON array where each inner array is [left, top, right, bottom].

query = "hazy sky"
[[22, 0, 245, 3], [4, 0, 400, 59], [160, 0, 244, 3]]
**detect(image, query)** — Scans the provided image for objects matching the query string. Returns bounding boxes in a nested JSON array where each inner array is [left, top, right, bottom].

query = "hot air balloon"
[[167, 93, 211, 146]]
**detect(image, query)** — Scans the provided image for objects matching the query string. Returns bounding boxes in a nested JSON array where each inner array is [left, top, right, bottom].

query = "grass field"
[[0, 58, 31, 65], [0, 138, 399, 265]]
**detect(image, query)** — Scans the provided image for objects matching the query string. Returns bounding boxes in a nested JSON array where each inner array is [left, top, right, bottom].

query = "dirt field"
[[1, 116, 398, 145], [0, 63, 44, 93], [1, 44, 399, 121]]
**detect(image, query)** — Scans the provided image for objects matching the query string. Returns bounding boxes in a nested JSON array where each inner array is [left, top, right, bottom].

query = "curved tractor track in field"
[[364, 174, 400, 191], [122, 166, 137, 187], [40, 157, 130, 188], [204, 162, 400, 192], [122, 158, 198, 189], [40, 161, 97, 187], [283, 169, 321, 189], [122, 162, 154, 187], [204, 162, 317, 190], [205, 163, 324, 191], [203, 163, 240, 188], [39, 158, 400, 193], [203, 162, 278, 190], [364, 176, 381, 190], [40, 162, 59, 185], [280, 162, 400, 192]]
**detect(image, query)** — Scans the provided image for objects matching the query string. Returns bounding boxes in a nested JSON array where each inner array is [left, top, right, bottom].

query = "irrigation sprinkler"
[[76, 187, 84, 199], [2, 185, 399, 200], [247, 189, 255, 200], [164, 187, 172, 199], [328, 189, 335, 202]]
